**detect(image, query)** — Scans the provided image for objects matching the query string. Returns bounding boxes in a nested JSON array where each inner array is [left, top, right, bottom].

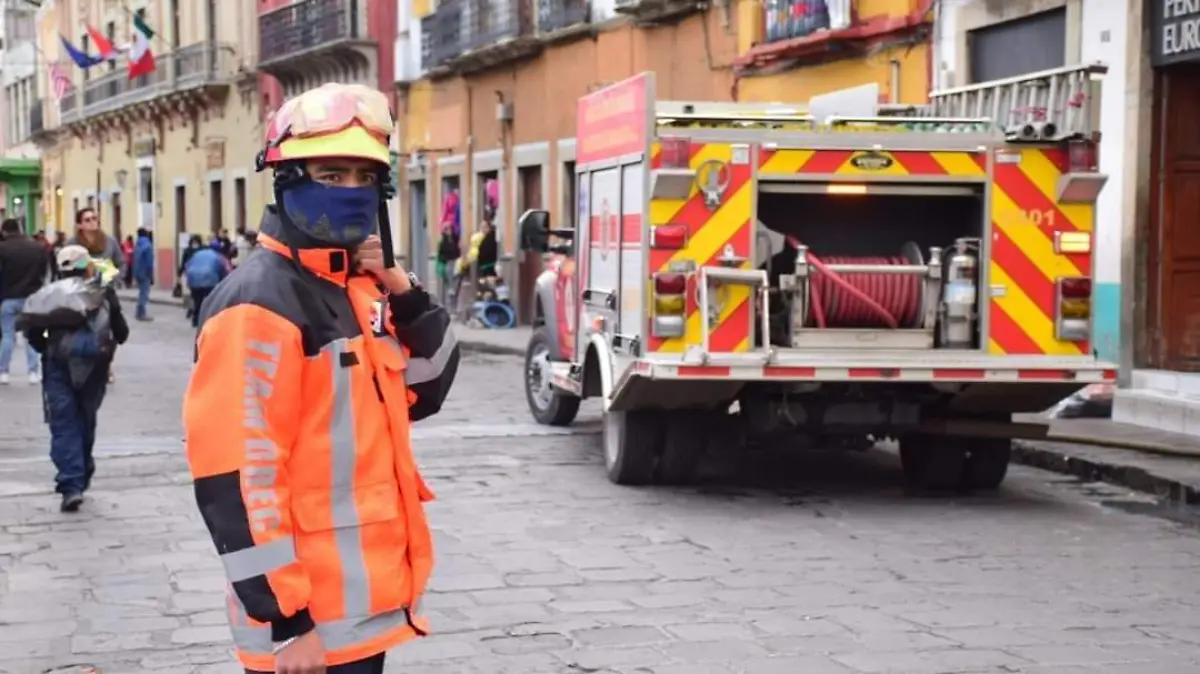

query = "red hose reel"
[[784, 236, 925, 330]]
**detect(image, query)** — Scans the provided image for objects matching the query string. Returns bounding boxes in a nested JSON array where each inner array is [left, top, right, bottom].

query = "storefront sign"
[[1152, 0, 1200, 66], [576, 73, 652, 165]]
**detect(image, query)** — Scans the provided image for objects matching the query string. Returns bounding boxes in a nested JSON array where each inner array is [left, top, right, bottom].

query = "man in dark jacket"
[[25, 245, 129, 512], [0, 218, 49, 384]]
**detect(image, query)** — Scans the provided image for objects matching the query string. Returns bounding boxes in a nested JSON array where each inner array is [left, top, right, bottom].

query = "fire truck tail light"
[[1067, 138, 1098, 173], [655, 295, 685, 314], [1056, 276, 1091, 341], [654, 273, 687, 295], [651, 272, 687, 338], [659, 138, 691, 169], [1059, 277, 1092, 299], [650, 224, 688, 250]]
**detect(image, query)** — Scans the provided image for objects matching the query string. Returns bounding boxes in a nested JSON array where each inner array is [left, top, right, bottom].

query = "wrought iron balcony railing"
[[58, 43, 237, 123], [259, 0, 369, 64], [538, 0, 588, 34], [422, 0, 536, 69]]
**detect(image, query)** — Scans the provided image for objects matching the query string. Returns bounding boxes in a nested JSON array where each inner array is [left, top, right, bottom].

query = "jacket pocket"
[[292, 481, 402, 533]]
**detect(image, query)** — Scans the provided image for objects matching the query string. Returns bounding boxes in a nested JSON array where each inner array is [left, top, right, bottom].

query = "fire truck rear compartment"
[[754, 184, 986, 350], [756, 185, 984, 260]]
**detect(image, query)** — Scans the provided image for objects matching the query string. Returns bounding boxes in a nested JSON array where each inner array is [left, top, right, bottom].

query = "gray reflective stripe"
[[231, 606, 412, 655], [323, 339, 371, 618], [221, 537, 297, 582], [405, 327, 457, 385]]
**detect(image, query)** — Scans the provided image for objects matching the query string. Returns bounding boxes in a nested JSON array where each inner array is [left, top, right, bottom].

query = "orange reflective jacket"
[[182, 211, 459, 670]]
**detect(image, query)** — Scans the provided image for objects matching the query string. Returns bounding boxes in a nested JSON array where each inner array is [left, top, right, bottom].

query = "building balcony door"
[[1149, 63, 1200, 371]]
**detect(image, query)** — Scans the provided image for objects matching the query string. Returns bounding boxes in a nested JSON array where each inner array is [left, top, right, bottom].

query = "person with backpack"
[[22, 245, 129, 512], [183, 240, 230, 327]]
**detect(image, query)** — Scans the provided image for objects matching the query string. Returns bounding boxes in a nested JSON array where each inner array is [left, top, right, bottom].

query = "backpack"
[[50, 301, 115, 362]]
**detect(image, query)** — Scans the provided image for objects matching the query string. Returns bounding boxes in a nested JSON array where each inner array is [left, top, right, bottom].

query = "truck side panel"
[[987, 147, 1094, 356], [646, 141, 755, 354]]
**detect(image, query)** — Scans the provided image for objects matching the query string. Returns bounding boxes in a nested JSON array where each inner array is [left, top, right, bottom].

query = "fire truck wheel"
[[656, 412, 709, 485], [604, 410, 663, 486], [524, 328, 581, 426], [899, 435, 968, 493], [964, 438, 1012, 490]]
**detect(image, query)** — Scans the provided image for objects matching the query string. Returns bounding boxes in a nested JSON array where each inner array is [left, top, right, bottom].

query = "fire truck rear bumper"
[[599, 350, 1117, 415]]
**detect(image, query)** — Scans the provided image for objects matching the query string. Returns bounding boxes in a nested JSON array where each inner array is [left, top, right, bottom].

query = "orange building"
[[395, 0, 933, 324]]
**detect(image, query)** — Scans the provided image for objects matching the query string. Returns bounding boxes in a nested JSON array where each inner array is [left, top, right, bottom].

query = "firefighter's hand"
[[275, 630, 325, 673], [354, 236, 411, 293]]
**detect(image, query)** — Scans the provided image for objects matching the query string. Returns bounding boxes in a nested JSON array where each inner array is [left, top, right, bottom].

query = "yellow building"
[[34, 0, 268, 287], [734, 0, 932, 104]]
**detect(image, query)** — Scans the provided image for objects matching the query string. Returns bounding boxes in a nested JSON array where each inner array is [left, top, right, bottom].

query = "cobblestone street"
[[4, 305, 1200, 673]]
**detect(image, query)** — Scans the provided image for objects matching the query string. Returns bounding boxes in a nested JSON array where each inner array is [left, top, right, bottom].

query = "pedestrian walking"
[[182, 82, 460, 674], [0, 218, 50, 384], [131, 227, 154, 321], [21, 245, 129, 512], [67, 208, 124, 283], [182, 240, 228, 327]]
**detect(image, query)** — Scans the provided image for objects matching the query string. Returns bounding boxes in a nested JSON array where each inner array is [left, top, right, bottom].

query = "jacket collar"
[[257, 207, 351, 286]]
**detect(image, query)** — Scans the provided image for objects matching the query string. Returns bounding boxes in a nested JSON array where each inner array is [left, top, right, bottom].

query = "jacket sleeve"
[[388, 287, 460, 422], [106, 288, 130, 345], [182, 303, 314, 642]]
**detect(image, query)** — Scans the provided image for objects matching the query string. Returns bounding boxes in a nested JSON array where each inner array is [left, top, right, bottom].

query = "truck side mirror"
[[518, 209, 551, 252]]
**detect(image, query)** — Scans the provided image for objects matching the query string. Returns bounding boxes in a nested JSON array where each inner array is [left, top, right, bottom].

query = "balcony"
[[59, 43, 237, 126], [538, 0, 589, 38], [738, 0, 928, 74], [422, 0, 538, 74], [258, 0, 377, 89]]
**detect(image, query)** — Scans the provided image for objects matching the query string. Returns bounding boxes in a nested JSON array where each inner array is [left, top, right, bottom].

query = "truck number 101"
[[1021, 209, 1056, 227]]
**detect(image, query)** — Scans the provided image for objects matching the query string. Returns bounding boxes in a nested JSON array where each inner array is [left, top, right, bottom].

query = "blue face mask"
[[280, 180, 379, 247]]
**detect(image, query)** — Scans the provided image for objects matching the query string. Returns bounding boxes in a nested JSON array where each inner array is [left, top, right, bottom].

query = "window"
[[210, 180, 224, 233], [106, 21, 116, 72], [73, 198, 80, 219], [81, 34, 90, 81], [234, 177, 247, 232], [138, 167, 153, 204], [170, 0, 181, 48], [968, 8, 1066, 83]]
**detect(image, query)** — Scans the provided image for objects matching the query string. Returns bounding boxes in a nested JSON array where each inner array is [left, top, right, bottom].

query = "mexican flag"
[[128, 13, 156, 80]]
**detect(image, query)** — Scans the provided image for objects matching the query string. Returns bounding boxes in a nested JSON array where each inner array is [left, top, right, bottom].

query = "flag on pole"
[[127, 13, 156, 79], [48, 61, 72, 101], [59, 35, 102, 68], [85, 24, 118, 61]]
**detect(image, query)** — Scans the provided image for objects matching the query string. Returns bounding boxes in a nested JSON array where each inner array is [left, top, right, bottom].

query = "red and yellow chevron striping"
[[757, 149, 988, 175], [647, 141, 754, 353], [986, 148, 1093, 356]]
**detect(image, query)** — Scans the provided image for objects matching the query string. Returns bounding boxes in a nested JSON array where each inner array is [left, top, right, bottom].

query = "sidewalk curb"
[[119, 291, 527, 356], [1012, 440, 1200, 504]]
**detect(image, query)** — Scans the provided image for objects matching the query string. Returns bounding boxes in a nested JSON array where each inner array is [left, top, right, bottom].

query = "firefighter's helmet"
[[258, 83, 393, 169]]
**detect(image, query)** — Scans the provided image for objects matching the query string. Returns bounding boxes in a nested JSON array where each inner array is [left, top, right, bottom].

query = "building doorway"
[[408, 179, 428, 282], [516, 165, 543, 325], [174, 184, 187, 278], [234, 177, 247, 233], [1148, 63, 1200, 371], [209, 180, 224, 235], [111, 191, 122, 241]]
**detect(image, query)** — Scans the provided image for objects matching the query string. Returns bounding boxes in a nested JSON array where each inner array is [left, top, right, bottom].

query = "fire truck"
[[517, 63, 1115, 491]]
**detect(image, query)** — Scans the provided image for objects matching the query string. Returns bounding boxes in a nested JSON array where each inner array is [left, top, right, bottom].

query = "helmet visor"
[[276, 84, 393, 142]]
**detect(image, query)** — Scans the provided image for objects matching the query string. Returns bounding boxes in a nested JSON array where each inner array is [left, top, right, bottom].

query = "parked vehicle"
[[520, 64, 1114, 491]]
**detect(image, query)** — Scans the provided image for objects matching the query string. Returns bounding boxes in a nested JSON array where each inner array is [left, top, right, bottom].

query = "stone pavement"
[[5, 304, 1200, 672], [114, 285, 1200, 501]]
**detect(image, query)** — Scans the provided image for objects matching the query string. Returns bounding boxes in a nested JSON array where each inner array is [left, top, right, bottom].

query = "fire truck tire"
[[964, 439, 1012, 490], [899, 435, 968, 492], [656, 412, 709, 485], [604, 410, 663, 486], [524, 328, 581, 426]]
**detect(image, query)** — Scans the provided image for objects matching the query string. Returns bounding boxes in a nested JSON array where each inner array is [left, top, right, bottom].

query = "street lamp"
[[115, 169, 129, 189]]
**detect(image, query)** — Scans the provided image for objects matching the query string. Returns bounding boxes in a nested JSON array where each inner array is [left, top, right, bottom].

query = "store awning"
[[0, 158, 42, 182]]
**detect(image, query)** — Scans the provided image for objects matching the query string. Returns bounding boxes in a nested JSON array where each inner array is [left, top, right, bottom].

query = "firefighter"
[[182, 82, 460, 674]]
